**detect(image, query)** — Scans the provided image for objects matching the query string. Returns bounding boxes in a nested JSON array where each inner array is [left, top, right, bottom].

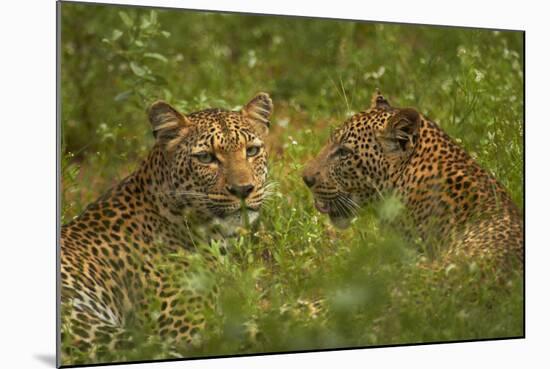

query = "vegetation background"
[[60, 2, 524, 365]]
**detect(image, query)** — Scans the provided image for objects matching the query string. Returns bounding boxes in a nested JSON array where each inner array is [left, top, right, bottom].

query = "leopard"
[[302, 90, 523, 273], [60, 92, 273, 364]]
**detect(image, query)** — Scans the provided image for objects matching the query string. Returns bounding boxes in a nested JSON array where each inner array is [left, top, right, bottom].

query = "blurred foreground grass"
[[60, 3, 523, 365]]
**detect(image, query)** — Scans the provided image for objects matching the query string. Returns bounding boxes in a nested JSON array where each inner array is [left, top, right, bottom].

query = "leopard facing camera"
[[60, 92, 274, 357], [146, 92, 273, 235]]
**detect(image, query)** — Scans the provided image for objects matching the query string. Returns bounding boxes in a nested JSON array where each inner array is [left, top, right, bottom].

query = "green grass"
[[60, 3, 524, 365]]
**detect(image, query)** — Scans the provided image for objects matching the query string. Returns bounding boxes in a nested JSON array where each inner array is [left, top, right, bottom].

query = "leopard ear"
[[148, 101, 192, 141], [241, 92, 273, 137], [378, 108, 420, 154], [370, 89, 391, 110]]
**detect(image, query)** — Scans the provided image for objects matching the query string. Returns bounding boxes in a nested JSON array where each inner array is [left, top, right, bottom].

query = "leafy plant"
[[60, 3, 524, 365], [102, 10, 172, 107]]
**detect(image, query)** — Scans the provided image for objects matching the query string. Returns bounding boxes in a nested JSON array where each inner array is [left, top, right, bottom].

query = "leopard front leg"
[[151, 255, 220, 352], [60, 297, 128, 365]]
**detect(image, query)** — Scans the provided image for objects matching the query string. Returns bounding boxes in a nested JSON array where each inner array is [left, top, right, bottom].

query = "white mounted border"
[[0, 1, 548, 369]]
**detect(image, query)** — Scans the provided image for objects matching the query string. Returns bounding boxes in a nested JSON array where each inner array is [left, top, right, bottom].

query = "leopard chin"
[[211, 210, 260, 237], [329, 214, 352, 229]]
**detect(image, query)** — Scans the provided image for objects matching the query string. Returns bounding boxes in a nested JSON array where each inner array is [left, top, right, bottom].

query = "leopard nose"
[[302, 175, 316, 188], [227, 184, 255, 199]]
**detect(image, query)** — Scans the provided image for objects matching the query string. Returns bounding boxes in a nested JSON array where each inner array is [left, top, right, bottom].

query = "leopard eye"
[[334, 146, 353, 158], [246, 146, 261, 157], [194, 152, 216, 164]]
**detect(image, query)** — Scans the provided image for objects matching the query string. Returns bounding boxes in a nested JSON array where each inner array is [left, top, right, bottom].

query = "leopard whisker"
[[331, 197, 346, 217], [339, 194, 360, 211], [335, 195, 357, 217], [262, 181, 279, 192]]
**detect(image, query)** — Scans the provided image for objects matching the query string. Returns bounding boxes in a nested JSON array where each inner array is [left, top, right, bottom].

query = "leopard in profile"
[[302, 90, 522, 272]]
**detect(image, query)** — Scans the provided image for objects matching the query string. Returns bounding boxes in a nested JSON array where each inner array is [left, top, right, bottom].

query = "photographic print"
[[58, 1, 524, 366]]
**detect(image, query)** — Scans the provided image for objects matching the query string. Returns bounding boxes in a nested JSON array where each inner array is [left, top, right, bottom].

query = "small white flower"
[[474, 69, 485, 82]]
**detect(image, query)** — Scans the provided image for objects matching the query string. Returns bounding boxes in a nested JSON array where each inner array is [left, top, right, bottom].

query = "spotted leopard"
[[302, 91, 523, 272], [60, 93, 273, 363]]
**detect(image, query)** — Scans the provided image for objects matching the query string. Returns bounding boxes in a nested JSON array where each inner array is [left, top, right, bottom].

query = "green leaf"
[[118, 11, 133, 28], [143, 74, 157, 82], [129, 62, 146, 77], [161, 31, 171, 38], [163, 88, 172, 102], [140, 18, 151, 30], [377, 195, 405, 222], [114, 90, 132, 102], [144, 53, 168, 63], [112, 29, 123, 41]]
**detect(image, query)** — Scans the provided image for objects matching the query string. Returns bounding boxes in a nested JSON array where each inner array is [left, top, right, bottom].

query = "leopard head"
[[148, 93, 273, 231], [302, 91, 420, 228]]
